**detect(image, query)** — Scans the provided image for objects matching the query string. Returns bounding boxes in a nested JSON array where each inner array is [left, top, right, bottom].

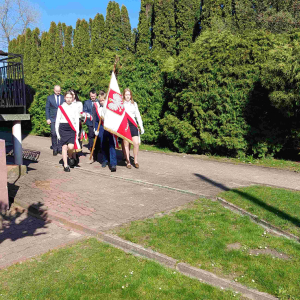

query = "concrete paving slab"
[[0, 204, 85, 269]]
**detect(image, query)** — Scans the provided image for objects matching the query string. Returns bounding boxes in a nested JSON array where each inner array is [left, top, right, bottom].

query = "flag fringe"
[[103, 126, 133, 145]]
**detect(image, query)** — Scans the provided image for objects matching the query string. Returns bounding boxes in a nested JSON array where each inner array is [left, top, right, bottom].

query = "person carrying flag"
[[55, 90, 80, 172], [94, 90, 117, 171], [99, 69, 141, 170], [92, 91, 105, 163]]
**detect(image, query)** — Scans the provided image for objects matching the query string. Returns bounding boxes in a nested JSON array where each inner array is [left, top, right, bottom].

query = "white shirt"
[[95, 101, 104, 118], [56, 95, 61, 106], [123, 101, 144, 132], [73, 100, 83, 119], [55, 102, 79, 139]]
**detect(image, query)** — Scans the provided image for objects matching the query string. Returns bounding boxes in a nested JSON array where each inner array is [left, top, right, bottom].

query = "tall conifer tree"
[[48, 22, 58, 72], [91, 13, 105, 57], [73, 19, 91, 70], [175, 0, 200, 53], [136, 0, 154, 54], [63, 25, 74, 72], [152, 0, 176, 56], [55, 22, 64, 75], [18, 35, 26, 58], [105, 1, 122, 51], [120, 5, 132, 51], [24, 28, 32, 82], [201, 0, 234, 31], [30, 28, 41, 84]]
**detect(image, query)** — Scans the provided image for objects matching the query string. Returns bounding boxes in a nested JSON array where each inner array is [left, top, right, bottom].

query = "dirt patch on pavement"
[[33, 180, 52, 190]]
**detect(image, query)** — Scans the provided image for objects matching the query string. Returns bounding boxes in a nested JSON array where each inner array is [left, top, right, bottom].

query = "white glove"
[[57, 134, 61, 140], [140, 128, 145, 135], [94, 130, 99, 136], [87, 113, 93, 121]]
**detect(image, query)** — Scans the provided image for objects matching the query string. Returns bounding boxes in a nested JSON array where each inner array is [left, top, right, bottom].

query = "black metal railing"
[[0, 51, 26, 113]]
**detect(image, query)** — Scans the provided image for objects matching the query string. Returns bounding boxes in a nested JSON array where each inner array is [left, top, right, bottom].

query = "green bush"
[[162, 29, 295, 157]]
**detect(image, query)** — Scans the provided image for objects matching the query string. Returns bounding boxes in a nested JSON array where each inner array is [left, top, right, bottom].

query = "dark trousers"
[[102, 130, 117, 166], [93, 136, 101, 161], [50, 121, 61, 151], [87, 125, 94, 150]]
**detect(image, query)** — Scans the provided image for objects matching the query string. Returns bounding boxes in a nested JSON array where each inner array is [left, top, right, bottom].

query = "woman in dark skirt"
[[55, 91, 79, 172], [122, 88, 144, 169]]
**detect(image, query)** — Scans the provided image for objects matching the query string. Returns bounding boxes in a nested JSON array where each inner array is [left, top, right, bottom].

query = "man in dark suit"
[[83, 89, 97, 152], [45, 85, 64, 156]]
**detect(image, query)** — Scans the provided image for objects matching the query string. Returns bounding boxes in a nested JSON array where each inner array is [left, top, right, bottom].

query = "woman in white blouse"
[[122, 88, 144, 169], [55, 91, 79, 172]]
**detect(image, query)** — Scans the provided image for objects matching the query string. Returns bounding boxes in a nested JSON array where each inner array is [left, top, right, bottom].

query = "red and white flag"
[[103, 72, 138, 144]]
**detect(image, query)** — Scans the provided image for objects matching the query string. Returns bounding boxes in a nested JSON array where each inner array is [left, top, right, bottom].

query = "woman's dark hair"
[[70, 89, 80, 102], [64, 90, 73, 98]]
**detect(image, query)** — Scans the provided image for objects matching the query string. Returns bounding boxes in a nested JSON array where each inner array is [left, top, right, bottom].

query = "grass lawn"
[[115, 199, 300, 300], [218, 185, 300, 237], [0, 238, 240, 300]]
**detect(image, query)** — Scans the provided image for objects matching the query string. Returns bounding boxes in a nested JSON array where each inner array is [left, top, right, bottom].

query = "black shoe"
[[102, 161, 107, 168], [50, 145, 53, 150], [64, 166, 70, 172], [69, 158, 76, 168], [58, 150, 62, 154], [53, 150, 58, 156], [111, 165, 116, 172]]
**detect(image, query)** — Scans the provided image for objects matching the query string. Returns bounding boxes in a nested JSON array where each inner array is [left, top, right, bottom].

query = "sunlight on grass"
[[219, 185, 300, 237], [115, 199, 300, 299], [0, 239, 240, 300]]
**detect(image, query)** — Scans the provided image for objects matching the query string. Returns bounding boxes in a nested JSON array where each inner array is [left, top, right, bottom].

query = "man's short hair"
[[90, 89, 97, 95]]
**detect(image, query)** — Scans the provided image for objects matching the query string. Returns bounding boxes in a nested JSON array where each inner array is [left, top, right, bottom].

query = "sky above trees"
[[30, 0, 140, 31]]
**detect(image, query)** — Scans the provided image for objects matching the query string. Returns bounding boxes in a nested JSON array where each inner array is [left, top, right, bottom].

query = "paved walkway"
[[3, 134, 299, 232], [1, 133, 299, 298]]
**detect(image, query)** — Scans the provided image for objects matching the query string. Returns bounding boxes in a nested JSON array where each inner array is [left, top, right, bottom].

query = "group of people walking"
[[45, 85, 144, 172]]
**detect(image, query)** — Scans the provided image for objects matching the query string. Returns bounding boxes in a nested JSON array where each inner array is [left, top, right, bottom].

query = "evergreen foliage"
[[162, 29, 297, 157], [120, 5, 132, 51], [105, 1, 122, 51], [174, 0, 200, 52], [30, 28, 41, 83], [23, 28, 32, 82], [91, 13, 105, 56], [73, 19, 90, 70], [152, 0, 176, 56], [63, 25, 74, 73], [136, 0, 154, 54]]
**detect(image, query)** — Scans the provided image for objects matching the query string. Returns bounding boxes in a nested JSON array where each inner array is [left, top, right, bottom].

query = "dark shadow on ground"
[[0, 202, 49, 244], [194, 173, 300, 228], [194, 174, 230, 192]]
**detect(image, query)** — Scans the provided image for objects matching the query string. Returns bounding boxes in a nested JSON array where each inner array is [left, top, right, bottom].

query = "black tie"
[[57, 95, 60, 106]]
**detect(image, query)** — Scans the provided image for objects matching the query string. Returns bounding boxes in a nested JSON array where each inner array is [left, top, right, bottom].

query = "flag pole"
[[89, 56, 119, 161]]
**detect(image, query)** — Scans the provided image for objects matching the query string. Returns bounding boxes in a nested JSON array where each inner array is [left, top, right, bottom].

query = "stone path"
[[0, 204, 84, 269]]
